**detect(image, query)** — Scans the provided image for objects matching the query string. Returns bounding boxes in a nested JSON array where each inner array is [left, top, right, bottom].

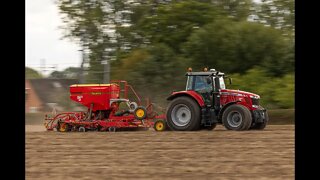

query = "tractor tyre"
[[251, 111, 269, 130], [166, 96, 201, 131], [134, 106, 147, 120], [222, 104, 252, 131]]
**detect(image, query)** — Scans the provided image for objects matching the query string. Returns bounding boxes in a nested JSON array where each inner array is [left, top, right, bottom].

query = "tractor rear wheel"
[[222, 104, 252, 131], [251, 111, 269, 130], [166, 96, 201, 131]]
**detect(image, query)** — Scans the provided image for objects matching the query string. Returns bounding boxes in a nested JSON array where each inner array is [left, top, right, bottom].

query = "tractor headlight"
[[250, 95, 260, 99], [252, 105, 260, 108], [250, 95, 260, 108]]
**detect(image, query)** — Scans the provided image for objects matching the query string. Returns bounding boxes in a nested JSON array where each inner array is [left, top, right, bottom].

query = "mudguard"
[[167, 91, 205, 107]]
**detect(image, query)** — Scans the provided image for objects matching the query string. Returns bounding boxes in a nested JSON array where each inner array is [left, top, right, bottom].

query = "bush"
[[229, 68, 294, 109]]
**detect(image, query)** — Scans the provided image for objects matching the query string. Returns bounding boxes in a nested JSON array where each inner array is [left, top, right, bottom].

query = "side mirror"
[[206, 77, 212, 84]]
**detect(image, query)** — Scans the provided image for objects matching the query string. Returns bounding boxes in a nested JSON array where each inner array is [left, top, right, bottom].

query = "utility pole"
[[102, 47, 115, 84], [103, 60, 110, 83], [40, 58, 46, 77], [102, 50, 110, 83], [79, 49, 85, 83], [79, 30, 85, 83]]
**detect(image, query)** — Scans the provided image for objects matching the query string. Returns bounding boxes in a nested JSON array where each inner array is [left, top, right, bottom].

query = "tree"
[[49, 67, 81, 79], [26, 67, 43, 79], [211, 0, 252, 21], [273, 73, 294, 108], [49, 71, 65, 79], [182, 19, 294, 76], [251, 0, 294, 38], [57, 0, 132, 83], [127, 0, 225, 53], [229, 68, 294, 109], [112, 43, 187, 106], [118, 0, 255, 53]]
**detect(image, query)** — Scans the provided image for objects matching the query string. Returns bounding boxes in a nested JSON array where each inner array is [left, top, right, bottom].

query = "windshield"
[[219, 77, 226, 89], [186, 76, 213, 92], [194, 76, 212, 92]]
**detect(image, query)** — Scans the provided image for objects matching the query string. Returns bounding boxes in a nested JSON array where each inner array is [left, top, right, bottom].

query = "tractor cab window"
[[194, 76, 212, 92], [186, 76, 193, 91], [219, 77, 226, 89]]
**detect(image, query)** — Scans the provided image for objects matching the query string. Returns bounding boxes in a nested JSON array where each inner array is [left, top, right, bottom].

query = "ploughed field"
[[26, 125, 294, 180]]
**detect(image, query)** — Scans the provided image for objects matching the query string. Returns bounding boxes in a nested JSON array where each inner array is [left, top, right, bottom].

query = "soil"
[[26, 125, 294, 180]]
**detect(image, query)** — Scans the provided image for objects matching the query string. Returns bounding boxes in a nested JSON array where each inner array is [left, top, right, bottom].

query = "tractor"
[[165, 68, 268, 131]]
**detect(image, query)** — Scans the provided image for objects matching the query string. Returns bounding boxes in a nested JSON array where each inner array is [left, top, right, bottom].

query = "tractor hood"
[[220, 89, 260, 99]]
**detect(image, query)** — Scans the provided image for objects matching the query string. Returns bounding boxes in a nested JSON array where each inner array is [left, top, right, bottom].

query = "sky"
[[26, 0, 81, 76]]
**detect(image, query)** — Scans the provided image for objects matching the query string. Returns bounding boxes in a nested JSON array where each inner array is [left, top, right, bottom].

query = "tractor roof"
[[186, 71, 225, 76]]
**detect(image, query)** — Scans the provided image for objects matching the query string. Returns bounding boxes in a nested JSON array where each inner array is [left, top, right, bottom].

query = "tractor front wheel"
[[166, 96, 201, 131], [222, 104, 252, 131]]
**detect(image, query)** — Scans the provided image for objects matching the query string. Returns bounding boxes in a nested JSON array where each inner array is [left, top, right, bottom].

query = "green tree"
[[273, 73, 294, 108], [229, 68, 294, 109], [112, 44, 187, 106], [183, 19, 293, 76], [130, 0, 225, 53], [252, 0, 295, 38], [211, 0, 252, 21], [119, 0, 255, 52], [25, 67, 43, 79], [49, 67, 81, 79], [57, 0, 131, 83], [49, 71, 65, 79]]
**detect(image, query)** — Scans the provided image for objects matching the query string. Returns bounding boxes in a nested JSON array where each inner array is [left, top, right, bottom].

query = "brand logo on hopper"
[[77, 95, 83, 101]]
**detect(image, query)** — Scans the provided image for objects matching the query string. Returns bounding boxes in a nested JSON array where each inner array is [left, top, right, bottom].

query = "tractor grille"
[[251, 98, 260, 106]]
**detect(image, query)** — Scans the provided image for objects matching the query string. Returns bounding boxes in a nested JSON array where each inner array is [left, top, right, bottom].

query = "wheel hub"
[[156, 123, 164, 131], [227, 111, 243, 128], [171, 104, 191, 127]]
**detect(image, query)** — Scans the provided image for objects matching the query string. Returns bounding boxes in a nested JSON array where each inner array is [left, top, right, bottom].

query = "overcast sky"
[[26, 0, 81, 75]]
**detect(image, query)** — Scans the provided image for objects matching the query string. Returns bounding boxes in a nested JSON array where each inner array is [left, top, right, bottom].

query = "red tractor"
[[165, 68, 268, 131]]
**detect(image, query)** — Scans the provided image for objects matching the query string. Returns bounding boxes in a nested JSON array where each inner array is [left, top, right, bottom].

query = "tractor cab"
[[186, 69, 227, 91], [185, 68, 229, 107]]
